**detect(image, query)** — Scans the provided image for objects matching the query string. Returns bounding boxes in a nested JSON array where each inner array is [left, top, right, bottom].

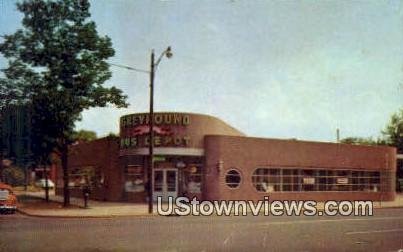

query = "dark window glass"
[[225, 169, 241, 188]]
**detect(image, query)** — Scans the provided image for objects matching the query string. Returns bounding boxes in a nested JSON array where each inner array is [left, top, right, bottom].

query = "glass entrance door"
[[153, 169, 178, 202]]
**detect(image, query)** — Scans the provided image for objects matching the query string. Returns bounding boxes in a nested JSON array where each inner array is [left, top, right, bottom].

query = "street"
[[1, 208, 403, 251]]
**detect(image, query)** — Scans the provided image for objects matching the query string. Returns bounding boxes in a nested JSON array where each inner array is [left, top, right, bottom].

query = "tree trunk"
[[62, 142, 70, 207], [0, 153, 3, 182], [24, 166, 28, 191], [0, 130, 3, 182], [44, 164, 49, 202]]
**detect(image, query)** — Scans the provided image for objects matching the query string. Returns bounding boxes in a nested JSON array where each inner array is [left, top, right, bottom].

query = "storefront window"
[[125, 165, 144, 192], [69, 166, 100, 188], [225, 169, 241, 188], [252, 168, 281, 192], [184, 164, 202, 194]]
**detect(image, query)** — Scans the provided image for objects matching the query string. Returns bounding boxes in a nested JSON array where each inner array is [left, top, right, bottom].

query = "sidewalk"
[[16, 191, 157, 218], [14, 190, 403, 218], [314, 194, 403, 210]]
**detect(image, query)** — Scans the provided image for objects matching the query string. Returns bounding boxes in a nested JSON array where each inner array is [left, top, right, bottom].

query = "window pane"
[[225, 169, 241, 188]]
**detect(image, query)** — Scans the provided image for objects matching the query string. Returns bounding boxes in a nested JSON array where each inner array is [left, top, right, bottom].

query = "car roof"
[[0, 182, 13, 191]]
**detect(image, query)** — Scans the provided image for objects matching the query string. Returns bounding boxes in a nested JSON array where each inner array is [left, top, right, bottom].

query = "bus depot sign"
[[121, 113, 190, 127], [120, 113, 191, 149]]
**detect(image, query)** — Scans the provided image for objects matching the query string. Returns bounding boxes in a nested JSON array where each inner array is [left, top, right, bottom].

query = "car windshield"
[[0, 189, 10, 200]]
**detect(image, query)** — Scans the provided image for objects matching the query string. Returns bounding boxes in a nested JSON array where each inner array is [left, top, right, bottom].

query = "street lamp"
[[109, 46, 172, 214], [148, 46, 172, 214]]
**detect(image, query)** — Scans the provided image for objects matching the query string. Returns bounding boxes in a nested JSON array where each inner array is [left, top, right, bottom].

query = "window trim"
[[251, 167, 381, 193], [225, 168, 242, 189]]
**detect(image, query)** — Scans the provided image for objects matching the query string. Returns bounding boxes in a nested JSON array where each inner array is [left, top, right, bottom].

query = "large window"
[[252, 168, 281, 192], [68, 166, 102, 188], [125, 165, 144, 192], [252, 168, 381, 192], [184, 164, 202, 194]]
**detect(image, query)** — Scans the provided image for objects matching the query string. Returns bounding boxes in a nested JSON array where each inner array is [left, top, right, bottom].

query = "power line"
[[108, 62, 149, 74]]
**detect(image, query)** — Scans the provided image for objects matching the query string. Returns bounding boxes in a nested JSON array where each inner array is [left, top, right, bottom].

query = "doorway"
[[153, 168, 178, 202]]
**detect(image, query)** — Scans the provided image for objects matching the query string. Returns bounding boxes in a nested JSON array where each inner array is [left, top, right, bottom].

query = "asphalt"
[[1, 208, 403, 251]]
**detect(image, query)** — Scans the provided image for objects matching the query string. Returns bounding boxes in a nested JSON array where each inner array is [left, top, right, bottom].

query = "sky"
[[0, 0, 402, 142]]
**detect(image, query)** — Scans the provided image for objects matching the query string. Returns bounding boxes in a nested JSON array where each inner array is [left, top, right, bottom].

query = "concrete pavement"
[[16, 191, 156, 217]]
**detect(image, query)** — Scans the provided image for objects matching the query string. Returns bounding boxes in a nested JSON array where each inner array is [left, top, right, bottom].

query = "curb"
[[16, 205, 403, 219], [15, 193, 403, 218], [16, 208, 158, 219], [16, 195, 159, 218]]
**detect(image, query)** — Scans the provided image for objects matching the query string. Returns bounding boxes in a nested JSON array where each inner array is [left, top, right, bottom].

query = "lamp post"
[[148, 47, 172, 214], [109, 46, 172, 214]]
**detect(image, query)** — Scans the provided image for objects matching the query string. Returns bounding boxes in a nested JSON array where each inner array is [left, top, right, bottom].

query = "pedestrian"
[[82, 184, 91, 208]]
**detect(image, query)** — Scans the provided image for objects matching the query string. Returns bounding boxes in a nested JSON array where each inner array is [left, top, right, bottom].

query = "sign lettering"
[[121, 113, 191, 128], [120, 113, 192, 149]]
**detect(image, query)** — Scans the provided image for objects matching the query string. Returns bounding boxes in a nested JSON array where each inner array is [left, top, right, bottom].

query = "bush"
[[2, 166, 26, 186]]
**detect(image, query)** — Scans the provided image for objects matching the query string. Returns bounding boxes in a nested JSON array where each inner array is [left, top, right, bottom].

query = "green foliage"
[[340, 108, 403, 152], [382, 108, 403, 153], [72, 129, 97, 142], [340, 137, 379, 146], [2, 166, 26, 186], [0, 0, 128, 204], [106, 132, 118, 138], [0, 0, 128, 164]]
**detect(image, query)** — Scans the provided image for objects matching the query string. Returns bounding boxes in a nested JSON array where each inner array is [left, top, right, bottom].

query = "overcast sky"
[[1, 0, 402, 142]]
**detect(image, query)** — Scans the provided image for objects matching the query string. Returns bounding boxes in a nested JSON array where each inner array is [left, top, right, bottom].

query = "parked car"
[[0, 182, 17, 214], [35, 179, 55, 189]]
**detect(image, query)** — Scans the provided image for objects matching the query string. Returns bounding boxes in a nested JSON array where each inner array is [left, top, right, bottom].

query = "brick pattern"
[[57, 113, 397, 203], [204, 135, 396, 202], [56, 137, 122, 201]]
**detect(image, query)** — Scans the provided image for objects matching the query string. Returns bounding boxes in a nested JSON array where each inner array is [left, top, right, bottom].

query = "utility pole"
[[336, 128, 340, 143], [148, 50, 155, 214], [147, 47, 172, 214], [109, 47, 172, 214]]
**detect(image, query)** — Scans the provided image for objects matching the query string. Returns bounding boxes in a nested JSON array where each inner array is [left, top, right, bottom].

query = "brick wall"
[[56, 136, 122, 201], [204, 135, 396, 202]]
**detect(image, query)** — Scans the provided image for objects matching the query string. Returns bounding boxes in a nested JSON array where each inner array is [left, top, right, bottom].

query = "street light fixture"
[[109, 46, 172, 214]]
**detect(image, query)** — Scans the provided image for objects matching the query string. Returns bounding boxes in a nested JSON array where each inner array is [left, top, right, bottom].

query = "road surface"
[[1, 208, 403, 251]]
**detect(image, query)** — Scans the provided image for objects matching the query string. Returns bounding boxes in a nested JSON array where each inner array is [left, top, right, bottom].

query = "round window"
[[225, 169, 241, 188]]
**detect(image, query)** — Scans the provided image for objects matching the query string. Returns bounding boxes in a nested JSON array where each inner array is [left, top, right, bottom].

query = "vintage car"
[[35, 179, 55, 189], [0, 182, 17, 214]]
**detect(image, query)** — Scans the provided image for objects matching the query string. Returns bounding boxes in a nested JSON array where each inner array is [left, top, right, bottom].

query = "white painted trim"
[[397, 154, 403, 159], [119, 147, 204, 156]]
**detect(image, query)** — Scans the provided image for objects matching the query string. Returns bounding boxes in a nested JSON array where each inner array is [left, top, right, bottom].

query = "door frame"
[[152, 168, 178, 202]]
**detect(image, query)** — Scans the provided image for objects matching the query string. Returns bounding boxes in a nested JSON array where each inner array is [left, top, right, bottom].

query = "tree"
[[0, 62, 36, 111], [0, 66, 35, 177], [382, 108, 403, 154], [2, 165, 26, 186], [340, 137, 379, 146], [72, 129, 97, 143], [0, 0, 128, 206], [382, 108, 403, 183], [106, 132, 118, 138]]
